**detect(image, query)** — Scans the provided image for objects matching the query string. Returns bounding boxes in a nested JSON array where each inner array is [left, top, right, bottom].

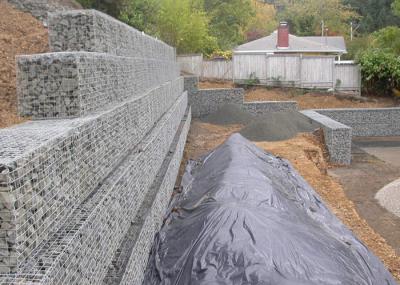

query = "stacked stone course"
[[48, 10, 175, 61], [301, 110, 352, 165], [7, 0, 81, 23], [0, 9, 188, 285], [184, 76, 297, 117], [17, 53, 180, 118], [316, 108, 400, 137]]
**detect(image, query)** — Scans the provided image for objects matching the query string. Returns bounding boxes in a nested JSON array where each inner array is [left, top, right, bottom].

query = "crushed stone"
[[200, 104, 318, 141]]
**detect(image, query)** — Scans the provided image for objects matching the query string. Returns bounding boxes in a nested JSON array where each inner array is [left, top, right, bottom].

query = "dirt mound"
[[0, 1, 49, 128], [201, 104, 317, 141]]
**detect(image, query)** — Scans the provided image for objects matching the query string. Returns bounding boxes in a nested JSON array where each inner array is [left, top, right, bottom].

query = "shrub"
[[240, 72, 260, 88], [357, 49, 400, 96]]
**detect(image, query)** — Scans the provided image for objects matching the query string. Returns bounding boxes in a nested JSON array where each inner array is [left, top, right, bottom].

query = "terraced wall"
[[0, 10, 189, 285]]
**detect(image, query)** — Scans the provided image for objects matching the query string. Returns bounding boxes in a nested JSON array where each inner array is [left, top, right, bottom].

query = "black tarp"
[[143, 134, 397, 285]]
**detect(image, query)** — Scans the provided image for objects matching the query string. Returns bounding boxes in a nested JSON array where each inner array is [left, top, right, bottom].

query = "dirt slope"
[[0, 1, 49, 128]]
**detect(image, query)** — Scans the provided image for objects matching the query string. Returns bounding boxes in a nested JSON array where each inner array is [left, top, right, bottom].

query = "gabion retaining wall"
[[7, 0, 80, 23], [301, 110, 352, 165], [184, 76, 298, 117], [0, 78, 184, 273], [243, 101, 298, 115], [0, 9, 190, 282], [316, 108, 400, 137], [17, 53, 180, 118], [0, 94, 188, 284], [105, 108, 191, 285], [48, 10, 175, 61]]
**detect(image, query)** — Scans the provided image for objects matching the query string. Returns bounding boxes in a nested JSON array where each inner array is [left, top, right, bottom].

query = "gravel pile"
[[200, 104, 318, 141], [375, 178, 400, 218], [201, 104, 254, 125]]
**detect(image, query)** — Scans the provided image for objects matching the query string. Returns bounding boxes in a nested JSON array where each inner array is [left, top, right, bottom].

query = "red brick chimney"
[[277, 21, 289, 49]]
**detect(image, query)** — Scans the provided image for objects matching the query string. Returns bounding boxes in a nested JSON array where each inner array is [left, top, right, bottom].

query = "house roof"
[[234, 32, 347, 54]]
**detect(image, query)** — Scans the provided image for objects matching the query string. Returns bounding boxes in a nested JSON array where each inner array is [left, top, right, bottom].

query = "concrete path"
[[353, 137, 400, 167], [330, 137, 400, 255]]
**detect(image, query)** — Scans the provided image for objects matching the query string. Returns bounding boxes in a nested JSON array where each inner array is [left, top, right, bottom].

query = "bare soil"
[[180, 120, 400, 282], [198, 80, 235, 89], [198, 81, 400, 109], [245, 87, 399, 109], [0, 1, 49, 129]]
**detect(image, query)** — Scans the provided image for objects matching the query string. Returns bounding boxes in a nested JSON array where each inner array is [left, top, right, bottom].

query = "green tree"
[[357, 49, 400, 95], [204, 0, 255, 49], [119, 0, 159, 33], [245, 0, 277, 41], [372, 26, 400, 54], [76, 0, 125, 17], [344, 0, 400, 33], [278, 0, 359, 36], [157, 0, 217, 54], [393, 0, 400, 16]]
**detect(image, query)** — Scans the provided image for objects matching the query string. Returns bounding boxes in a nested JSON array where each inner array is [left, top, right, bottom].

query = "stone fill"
[[0, 9, 189, 285], [17, 53, 180, 118], [48, 10, 175, 61]]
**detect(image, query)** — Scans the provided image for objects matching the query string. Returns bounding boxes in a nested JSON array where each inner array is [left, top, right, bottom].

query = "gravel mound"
[[201, 104, 254, 125], [200, 104, 318, 141], [375, 178, 400, 218], [240, 111, 317, 141]]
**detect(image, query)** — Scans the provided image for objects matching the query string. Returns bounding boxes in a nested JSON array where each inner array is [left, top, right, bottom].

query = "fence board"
[[177, 54, 203, 76], [202, 60, 232, 80], [233, 54, 267, 83], [301, 56, 335, 88], [334, 63, 361, 92], [178, 54, 361, 93], [266, 55, 301, 86]]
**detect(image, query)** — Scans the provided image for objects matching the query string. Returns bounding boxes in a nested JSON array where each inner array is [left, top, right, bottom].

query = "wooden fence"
[[177, 54, 232, 80], [177, 54, 203, 76], [177, 54, 361, 93]]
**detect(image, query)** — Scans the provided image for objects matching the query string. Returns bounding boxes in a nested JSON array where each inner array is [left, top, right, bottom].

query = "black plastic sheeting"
[[143, 134, 397, 285]]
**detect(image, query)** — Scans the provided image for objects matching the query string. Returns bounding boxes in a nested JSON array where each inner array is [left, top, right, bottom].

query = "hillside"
[[0, 1, 49, 128]]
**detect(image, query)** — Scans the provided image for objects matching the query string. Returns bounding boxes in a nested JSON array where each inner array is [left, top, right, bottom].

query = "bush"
[[372, 26, 400, 55], [207, 50, 233, 60], [357, 49, 400, 96], [242, 72, 260, 88]]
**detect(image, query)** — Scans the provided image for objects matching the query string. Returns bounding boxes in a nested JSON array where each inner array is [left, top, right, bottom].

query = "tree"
[[344, 0, 400, 33], [119, 0, 159, 34], [372, 26, 400, 54], [393, 0, 400, 16], [76, 0, 125, 17], [357, 49, 400, 95], [204, 0, 255, 49], [245, 1, 277, 41], [278, 0, 359, 36], [157, 0, 217, 54]]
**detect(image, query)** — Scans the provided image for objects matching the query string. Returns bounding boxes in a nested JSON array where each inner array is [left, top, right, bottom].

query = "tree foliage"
[[278, 0, 358, 36], [204, 0, 255, 50], [357, 49, 400, 95], [119, 0, 159, 34], [157, 0, 217, 54], [76, 0, 124, 17], [245, 1, 277, 41], [344, 0, 400, 33], [393, 0, 400, 16], [372, 26, 400, 55]]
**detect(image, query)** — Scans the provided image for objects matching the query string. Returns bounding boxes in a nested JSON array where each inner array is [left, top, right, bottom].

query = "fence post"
[[265, 54, 269, 84], [332, 57, 336, 89], [299, 54, 303, 88]]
